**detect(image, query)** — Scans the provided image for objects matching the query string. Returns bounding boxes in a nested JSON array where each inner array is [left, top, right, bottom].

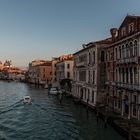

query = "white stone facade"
[[56, 60, 74, 81]]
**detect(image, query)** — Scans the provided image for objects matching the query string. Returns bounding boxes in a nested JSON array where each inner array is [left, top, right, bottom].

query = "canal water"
[[0, 81, 125, 140]]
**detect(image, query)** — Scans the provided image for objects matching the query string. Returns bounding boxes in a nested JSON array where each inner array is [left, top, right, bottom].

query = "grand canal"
[[0, 81, 125, 140]]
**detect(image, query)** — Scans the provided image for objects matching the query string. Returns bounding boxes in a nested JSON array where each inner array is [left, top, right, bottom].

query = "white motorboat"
[[23, 96, 31, 104], [49, 87, 58, 95]]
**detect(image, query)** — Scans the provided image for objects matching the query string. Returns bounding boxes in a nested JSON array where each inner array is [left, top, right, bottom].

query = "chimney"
[[110, 28, 118, 42]]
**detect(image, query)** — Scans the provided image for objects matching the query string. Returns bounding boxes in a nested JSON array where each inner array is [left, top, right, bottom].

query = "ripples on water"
[[0, 81, 125, 140]]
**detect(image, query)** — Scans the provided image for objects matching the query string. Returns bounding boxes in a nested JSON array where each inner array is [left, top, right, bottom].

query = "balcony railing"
[[115, 82, 140, 91], [76, 61, 86, 67], [116, 57, 138, 65]]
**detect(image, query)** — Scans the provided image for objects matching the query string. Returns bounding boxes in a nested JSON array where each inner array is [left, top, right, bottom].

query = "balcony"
[[116, 59, 125, 65], [125, 57, 138, 64], [76, 61, 86, 67], [116, 82, 140, 91], [116, 57, 138, 65]]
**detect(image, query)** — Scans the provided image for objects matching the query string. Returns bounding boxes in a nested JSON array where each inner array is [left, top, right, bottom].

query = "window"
[[93, 71, 95, 84], [92, 91, 94, 103], [129, 23, 134, 33], [88, 89, 90, 100], [121, 27, 126, 36], [130, 68, 133, 84], [93, 51, 95, 64], [126, 68, 128, 83], [89, 52, 91, 64], [126, 44, 129, 57], [108, 51, 110, 61], [133, 95, 136, 103], [132, 95, 137, 116], [134, 40, 138, 56], [88, 71, 90, 83], [134, 67, 137, 84], [79, 71, 86, 82], [122, 68, 125, 83], [67, 72, 70, 78], [122, 45, 125, 59], [115, 48, 118, 60], [133, 105, 136, 116], [129, 42, 133, 57], [119, 68, 121, 82], [116, 69, 118, 81], [118, 100, 121, 109], [115, 99, 117, 107], [119, 46, 121, 59], [101, 51, 105, 62], [67, 64, 70, 69]]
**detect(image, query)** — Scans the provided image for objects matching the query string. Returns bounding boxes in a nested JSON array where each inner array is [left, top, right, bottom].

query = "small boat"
[[44, 84, 48, 89], [49, 87, 59, 95], [23, 96, 31, 104]]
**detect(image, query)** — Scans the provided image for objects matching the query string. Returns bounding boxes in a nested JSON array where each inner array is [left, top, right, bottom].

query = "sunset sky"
[[0, 0, 140, 67]]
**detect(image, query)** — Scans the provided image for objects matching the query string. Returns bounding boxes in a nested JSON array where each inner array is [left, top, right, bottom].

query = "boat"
[[44, 83, 48, 89], [49, 87, 59, 95], [23, 96, 32, 104]]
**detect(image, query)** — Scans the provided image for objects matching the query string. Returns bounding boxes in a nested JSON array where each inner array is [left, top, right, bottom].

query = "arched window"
[[101, 51, 105, 62], [119, 46, 121, 59], [93, 70, 95, 84], [122, 45, 125, 58], [92, 91, 94, 103], [134, 67, 137, 84], [93, 51, 95, 64], [88, 71, 90, 83], [116, 69, 118, 81], [88, 89, 90, 101], [134, 40, 138, 56], [115, 47, 118, 60], [129, 42, 133, 57], [126, 44, 129, 58], [89, 52, 91, 64]]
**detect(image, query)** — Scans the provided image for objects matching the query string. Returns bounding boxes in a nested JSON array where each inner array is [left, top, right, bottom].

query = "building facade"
[[51, 57, 59, 83], [56, 55, 73, 91], [106, 15, 140, 120], [56, 59, 73, 81], [72, 39, 111, 107], [28, 60, 52, 85]]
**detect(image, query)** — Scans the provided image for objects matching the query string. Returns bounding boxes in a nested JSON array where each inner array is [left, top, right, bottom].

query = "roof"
[[73, 37, 112, 55], [119, 15, 140, 29]]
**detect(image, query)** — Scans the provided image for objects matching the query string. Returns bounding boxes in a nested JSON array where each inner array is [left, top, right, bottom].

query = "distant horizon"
[[0, 0, 140, 67]]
